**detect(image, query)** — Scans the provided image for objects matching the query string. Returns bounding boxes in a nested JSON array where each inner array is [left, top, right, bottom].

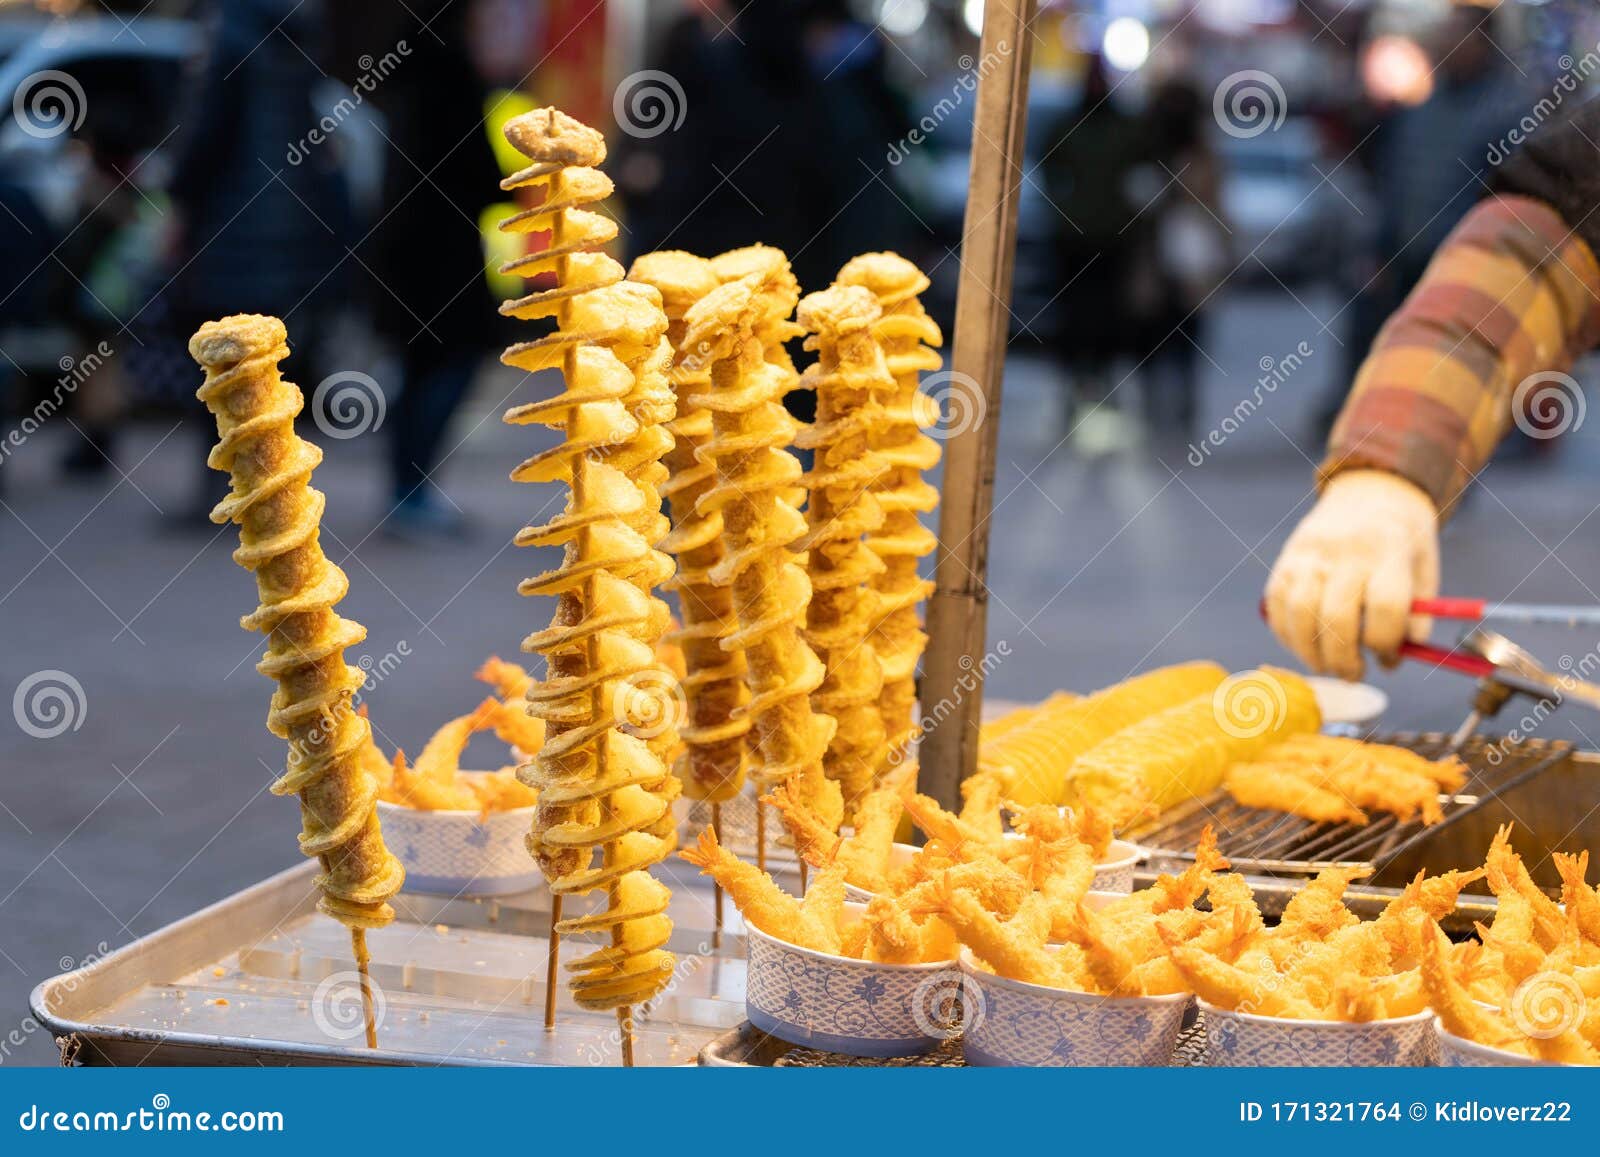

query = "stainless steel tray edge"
[[32, 860, 325, 1066]]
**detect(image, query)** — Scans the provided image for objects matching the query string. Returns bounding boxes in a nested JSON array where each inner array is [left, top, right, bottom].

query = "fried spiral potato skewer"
[[837, 253, 943, 763], [794, 284, 893, 818], [629, 250, 749, 803], [712, 244, 809, 511], [498, 107, 675, 1013], [683, 267, 842, 830], [191, 314, 405, 933]]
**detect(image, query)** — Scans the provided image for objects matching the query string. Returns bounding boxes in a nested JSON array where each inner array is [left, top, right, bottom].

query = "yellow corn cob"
[[981, 661, 1228, 807], [1069, 666, 1322, 824]]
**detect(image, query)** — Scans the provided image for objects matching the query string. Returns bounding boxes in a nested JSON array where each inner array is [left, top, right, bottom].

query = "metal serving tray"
[[31, 857, 763, 1067]]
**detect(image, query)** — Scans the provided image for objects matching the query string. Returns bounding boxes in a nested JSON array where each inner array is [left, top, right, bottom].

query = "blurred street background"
[[4, 0, 1600, 1062]]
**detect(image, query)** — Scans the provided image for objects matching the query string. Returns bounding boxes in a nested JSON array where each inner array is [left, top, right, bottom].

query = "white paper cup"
[[377, 775, 538, 897], [743, 902, 961, 1057], [1433, 1018, 1562, 1067], [1200, 1000, 1437, 1066], [958, 950, 1190, 1066]]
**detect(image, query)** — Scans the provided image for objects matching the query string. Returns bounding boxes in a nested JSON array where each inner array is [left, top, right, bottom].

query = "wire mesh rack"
[[1126, 732, 1573, 877]]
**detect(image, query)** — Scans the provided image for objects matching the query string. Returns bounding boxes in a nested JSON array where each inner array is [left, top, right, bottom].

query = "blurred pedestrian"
[[164, 0, 351, 520], [614, 0, 916, 293], [1038, 56, 1148, 445], [1140, 78, 1229, 442], [346, 0, 499, 541]]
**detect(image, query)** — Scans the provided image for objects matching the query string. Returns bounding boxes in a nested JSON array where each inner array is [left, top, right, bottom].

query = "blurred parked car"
[[912, 78, 1077, 344], [1215, 116, 1373, 287]]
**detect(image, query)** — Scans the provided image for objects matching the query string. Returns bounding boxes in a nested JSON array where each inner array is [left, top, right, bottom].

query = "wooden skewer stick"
[[711, 802, 724, 948], [618, 1006, 636, 1067], [351, 928, 378, 1050], [755, 797, 768, 872], [920, 0, 1038, 811], [798, 857, 808, 895], [543, 895, 562, 1030]]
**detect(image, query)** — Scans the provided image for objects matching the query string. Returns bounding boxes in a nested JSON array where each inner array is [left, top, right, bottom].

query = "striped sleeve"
[[1320, 195, 1600, 517]]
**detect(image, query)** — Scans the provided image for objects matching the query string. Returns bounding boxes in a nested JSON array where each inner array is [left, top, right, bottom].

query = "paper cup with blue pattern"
[[744, 902, 962, 1057], [376, 780, 539, 897], [1433, 1019, 1560, 1067], [1200, 1001, 1438, 1066], [958, 949, 1190, 1066]]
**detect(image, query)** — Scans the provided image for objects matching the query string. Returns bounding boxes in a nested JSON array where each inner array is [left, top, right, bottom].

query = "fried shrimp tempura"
[[1420, 923, 1534, 1056], [475, 656, 534, 700], [678, 825, 953, 963], [1556, 851, 1600, 946], [1225, 733, 1464, 827], [1224, 762, 1368, 826], [679, 827, 831, 951]]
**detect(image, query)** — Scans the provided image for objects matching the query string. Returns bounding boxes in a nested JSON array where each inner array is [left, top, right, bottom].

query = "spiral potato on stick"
[[683, 266, 842, 831], [191, 315, 405, 932], [497, 107, 676, 1017], [794, 284, 894, 817], [629, 250, 749, 803], [837, 253, 944, 765]]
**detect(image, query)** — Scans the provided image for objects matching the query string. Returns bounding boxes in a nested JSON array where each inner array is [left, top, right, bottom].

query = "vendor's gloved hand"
[[1264, 469, 1439, 680]]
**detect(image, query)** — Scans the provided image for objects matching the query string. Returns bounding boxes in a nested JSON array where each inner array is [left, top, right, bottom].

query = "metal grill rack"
[[1127, 732, 1572, 877]]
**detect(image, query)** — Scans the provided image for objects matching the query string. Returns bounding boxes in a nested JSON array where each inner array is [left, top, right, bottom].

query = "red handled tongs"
[[1263, 597, 1600, 749], [1408, 597, 1600, 629], [1401, 620, 1600, 749]]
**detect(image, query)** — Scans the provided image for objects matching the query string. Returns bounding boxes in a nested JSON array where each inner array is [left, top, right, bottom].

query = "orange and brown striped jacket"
[[1321, 194, 1600, 516]]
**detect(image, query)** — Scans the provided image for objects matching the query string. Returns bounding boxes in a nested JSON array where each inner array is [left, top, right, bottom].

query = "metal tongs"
[[1397, 598, 1600, 750]]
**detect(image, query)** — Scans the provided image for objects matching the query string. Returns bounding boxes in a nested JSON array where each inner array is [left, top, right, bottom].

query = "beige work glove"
[[1264, 469, 1439, 680]]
